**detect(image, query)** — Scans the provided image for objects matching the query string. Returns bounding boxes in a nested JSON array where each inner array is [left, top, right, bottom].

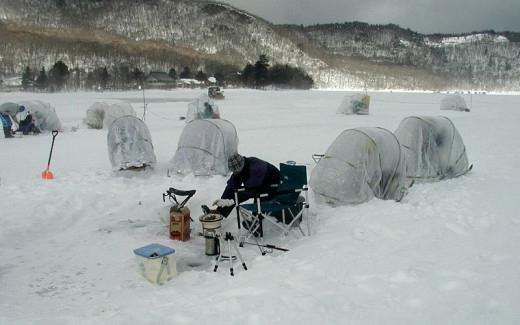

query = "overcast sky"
[[219, 0, 520, 34]]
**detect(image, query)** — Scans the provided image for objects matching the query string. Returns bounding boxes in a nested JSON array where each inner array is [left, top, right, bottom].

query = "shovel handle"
[[52, 130, 59, 137]]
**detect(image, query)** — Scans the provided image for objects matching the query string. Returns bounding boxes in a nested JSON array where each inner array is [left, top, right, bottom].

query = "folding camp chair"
[[234, 163, 310, 244]]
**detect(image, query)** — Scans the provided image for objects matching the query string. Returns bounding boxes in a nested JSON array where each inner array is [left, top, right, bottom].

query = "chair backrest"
[[276, 163, 307, 204]]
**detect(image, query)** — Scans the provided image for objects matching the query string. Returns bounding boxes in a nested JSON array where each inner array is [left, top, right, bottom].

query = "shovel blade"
[[41, 169, 54, 180]]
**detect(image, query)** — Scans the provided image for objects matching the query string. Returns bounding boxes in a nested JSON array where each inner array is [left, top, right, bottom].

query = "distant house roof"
[[145, 72, 175, 83]]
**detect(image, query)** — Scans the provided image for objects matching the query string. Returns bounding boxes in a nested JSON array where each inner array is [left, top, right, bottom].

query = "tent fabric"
[[185, 94, 220, 122], [337, 93, 370, 115], [17, 100, 62, 131], [394, 116, 469, 182], [107, 116, 156, 170], [310, 127, 408, 205], [170, 119, 238, 176], [440, 94, 470, 112], [85, 102, 136, 129]]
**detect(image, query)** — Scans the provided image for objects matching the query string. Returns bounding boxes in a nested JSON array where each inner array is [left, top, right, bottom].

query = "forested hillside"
[[1, 0, 519, 90]]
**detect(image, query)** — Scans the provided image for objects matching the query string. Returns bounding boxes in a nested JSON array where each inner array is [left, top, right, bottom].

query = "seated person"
[[17, 111, 40, 135], [212, 153, 280, 219], [200, 102, 220, 119]]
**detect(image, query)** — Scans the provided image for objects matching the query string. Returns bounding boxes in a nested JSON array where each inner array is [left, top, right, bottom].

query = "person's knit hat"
[[228, 153, 245, 173], [18, 105, 25, 112]]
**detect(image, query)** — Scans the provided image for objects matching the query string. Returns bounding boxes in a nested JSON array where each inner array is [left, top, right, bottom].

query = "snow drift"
[[107, 115, 156, 170], [395, 116, 470, 182], [310, 127, 408, 205], [169, 119, 238, 176]]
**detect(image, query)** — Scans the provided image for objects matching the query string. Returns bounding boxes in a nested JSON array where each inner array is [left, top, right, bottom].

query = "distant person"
[[211, 153, 280, 218], [17, 111, 40, 135], [201, 102, 219, 119], [0, 102, 25, 126]]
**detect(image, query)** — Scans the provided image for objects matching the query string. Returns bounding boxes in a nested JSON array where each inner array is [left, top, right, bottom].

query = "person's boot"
[[3, 127, 14, 138]]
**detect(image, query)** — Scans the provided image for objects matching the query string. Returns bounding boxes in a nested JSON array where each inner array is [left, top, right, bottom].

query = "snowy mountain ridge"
[[426, 34, 510, 47], [0, 0, 519, 90]]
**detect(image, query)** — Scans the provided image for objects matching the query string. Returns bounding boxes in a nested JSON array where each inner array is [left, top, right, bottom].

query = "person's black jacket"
[[219, 157, 280, 217]]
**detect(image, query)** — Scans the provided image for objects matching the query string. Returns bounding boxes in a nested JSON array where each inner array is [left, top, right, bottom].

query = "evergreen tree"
[[214, 71, 225, 85], [48, 60, 70, 91], [21, 66, 34, 91], [254, 55, 269, 88], [241, 63, 255, 87], [195, 70, 208, 82], [35, 67, 49, 91], [179, 66, 192, 79], [168, 68, 177, 80], [99, 67, 110, 89], [132, 67, 145, 86], [269, 64, 314, 89]]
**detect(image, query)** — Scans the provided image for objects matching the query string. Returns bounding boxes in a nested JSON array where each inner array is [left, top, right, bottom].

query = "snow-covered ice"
[[1, 89, 520, 324]]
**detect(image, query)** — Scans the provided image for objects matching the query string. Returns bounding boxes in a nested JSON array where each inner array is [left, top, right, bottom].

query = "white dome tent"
[[169, 119, 238, 176], [185, 94, 220, 122], [18, 100, 62, 131], [440, 94, 470, 112], [107, 116, 157, 171], [85, 102, 137, 129], [310, 127, 408, 205], [337, 93, 370, 115], [394, 116, 470, 182]]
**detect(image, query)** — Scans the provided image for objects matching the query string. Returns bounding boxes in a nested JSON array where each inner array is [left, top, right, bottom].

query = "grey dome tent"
[[310, 127, 408, 205], [185, 94, 220, 122], [394, 116, 470, 182], [169, 119, 238, 176], [440, 94, 470, 112], [18, 100, 62, 131], [85, 102, 136, 129], [107, 116, 156, 170], [337, 93, 370, 115]]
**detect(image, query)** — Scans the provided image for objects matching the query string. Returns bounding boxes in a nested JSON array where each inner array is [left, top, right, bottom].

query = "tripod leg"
[[213, 238, 223, 272], [231, 239, 247, 270], [227, 237, 234, 276], [251, 234, 267, 256]]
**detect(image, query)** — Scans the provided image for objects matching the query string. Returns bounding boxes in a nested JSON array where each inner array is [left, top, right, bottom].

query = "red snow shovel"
[[41, 130, 59, 180]]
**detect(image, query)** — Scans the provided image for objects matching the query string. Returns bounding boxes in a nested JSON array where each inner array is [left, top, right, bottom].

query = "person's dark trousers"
[[3, 127, 13, 138]]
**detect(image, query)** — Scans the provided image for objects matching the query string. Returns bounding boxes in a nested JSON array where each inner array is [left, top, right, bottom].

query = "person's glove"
[[212, 199, 234, 208]]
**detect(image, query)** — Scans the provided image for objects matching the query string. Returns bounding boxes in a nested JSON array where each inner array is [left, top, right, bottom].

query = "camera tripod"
[[213, 232, 247, 276]]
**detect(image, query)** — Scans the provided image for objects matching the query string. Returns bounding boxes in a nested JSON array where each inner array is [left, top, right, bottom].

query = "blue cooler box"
[[134, 243, 177, 285]]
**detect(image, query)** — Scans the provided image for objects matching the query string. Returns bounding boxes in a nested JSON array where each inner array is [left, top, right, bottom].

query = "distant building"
[[144, 72, 176, 89]]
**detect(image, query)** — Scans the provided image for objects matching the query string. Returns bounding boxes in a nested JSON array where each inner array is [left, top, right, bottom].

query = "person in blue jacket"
[[0, 103, 25, 138], [212, 153, 280, 218], [0, 112, 13, 138]]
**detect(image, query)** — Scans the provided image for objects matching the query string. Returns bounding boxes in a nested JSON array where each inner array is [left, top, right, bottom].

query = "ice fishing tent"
[[185, 94, 220, 122], [170, 119, 238, 176], [337, 93, 370, 115], [440, 94, 470, 112], [18, 100, 62, 131], [107, 116, 156, 170], [85, 102, 137, 129], [310, 127, 408, 205], [394, 116, 470, 182]]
